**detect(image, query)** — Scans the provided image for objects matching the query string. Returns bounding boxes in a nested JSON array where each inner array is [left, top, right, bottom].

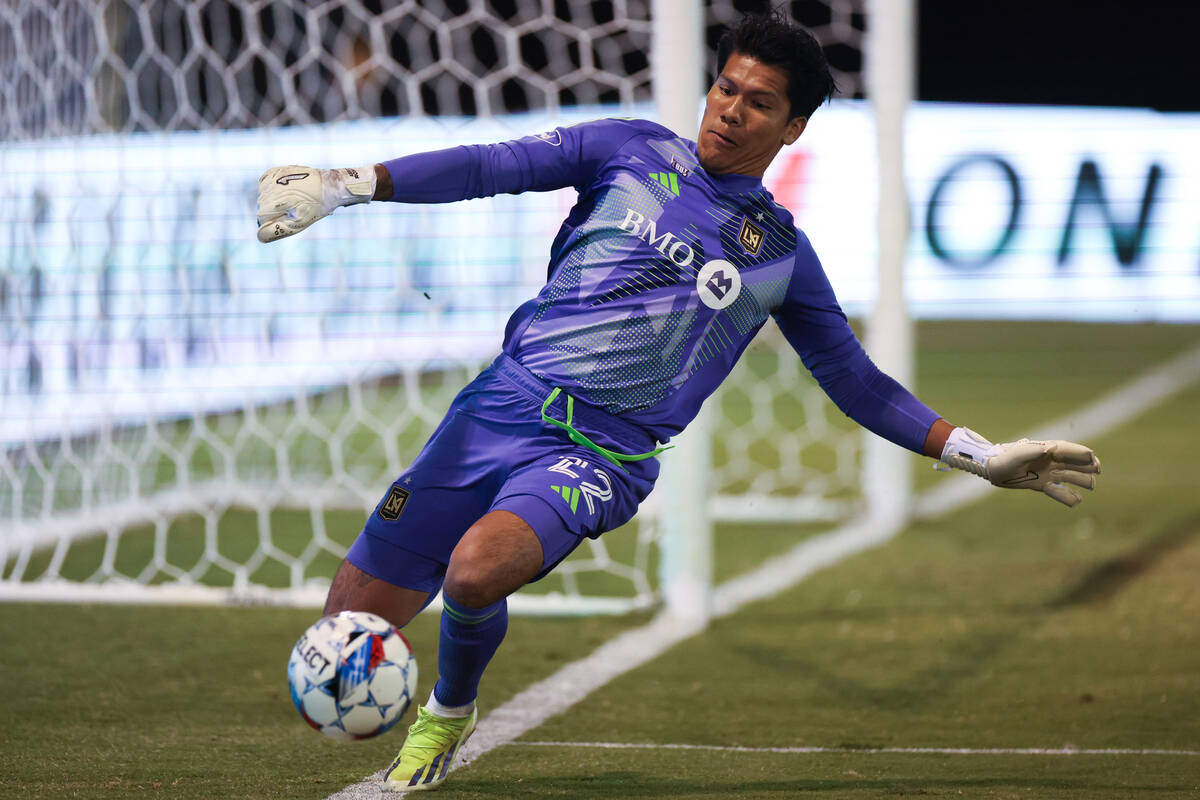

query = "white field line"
[[325, 339, 1200, 800], [513, 741, 1200, 757]]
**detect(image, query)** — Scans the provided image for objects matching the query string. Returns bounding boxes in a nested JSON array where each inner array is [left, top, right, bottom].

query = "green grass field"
[[3, 321, 1200, 799]]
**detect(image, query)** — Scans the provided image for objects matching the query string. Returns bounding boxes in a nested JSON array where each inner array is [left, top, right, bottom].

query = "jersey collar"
[[700, 167, 765, 194], [682, 141, 765, 194]]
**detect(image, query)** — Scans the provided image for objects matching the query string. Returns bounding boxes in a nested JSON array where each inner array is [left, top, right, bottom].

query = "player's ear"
[[782, 116, 807, 146]]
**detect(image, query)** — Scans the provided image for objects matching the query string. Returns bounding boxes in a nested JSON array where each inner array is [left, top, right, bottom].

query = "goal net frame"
[[0, 0, 910, 619]]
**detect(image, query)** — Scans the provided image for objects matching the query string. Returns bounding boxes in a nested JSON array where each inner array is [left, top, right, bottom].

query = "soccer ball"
[[287, 610, 418, 741]]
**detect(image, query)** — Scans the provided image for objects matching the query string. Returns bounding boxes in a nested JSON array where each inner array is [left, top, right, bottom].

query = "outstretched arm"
[[802, 352, 1101, 507], [255, 143, 569, 243], [774, 234, 1100, 508], [257, 143, 530, 242], [255, 141, 552, 243], [256, 119, 648, 242], [787, 340, 1101, 508]]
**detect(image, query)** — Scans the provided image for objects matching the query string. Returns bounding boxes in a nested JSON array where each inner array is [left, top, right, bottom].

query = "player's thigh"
[[490, 449, 656, 580], [344, 401, 516, 600], [344, 480, 492, 605]]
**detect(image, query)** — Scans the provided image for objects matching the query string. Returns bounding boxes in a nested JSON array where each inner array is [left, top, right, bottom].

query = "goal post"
[[653, 0, 917, 621], [863, 0, 916, 527], [652, 0, 712, 624]]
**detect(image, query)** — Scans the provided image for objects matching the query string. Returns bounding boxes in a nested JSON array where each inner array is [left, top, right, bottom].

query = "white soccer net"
[[0, 0, 868, 611]]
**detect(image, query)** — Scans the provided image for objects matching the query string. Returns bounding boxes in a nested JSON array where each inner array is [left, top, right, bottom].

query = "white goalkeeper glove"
[[256, 165, 377, 243], [938, 427, 1101, 507]]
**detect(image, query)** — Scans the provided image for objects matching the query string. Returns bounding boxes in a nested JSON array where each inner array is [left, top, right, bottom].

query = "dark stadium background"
[[918, 0, 1200, 112]]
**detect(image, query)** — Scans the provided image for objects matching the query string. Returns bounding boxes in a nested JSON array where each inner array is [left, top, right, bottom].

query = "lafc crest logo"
[[738, 216, 766, 255], [378, 485, 410, 520]]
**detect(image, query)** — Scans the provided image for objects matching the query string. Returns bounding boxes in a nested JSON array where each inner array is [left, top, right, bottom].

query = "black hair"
[[715, 11, 837, 120]]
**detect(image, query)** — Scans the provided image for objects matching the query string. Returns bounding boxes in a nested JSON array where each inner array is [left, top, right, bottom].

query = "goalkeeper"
[[257, 12, 1100, 793]]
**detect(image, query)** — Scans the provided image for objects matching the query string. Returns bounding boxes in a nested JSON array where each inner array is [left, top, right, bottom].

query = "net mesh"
[[2, 0, 866, 140], [1, 0, 867, 609]]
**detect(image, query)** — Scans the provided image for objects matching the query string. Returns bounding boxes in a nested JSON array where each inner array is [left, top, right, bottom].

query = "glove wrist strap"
[[322, 166, 377, 214], [939, 427, 996, 478]]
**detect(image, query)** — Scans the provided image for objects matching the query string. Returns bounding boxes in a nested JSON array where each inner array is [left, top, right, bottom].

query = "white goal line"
[[510, 740, 1200, 757]]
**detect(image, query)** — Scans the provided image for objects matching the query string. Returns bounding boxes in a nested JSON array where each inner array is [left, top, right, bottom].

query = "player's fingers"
[[258, 217, 299, 243], [257, 192, 305, 218], [1047, 455, 1100, 475], [258, 168, 293, 191], [257, 207, 304, 228], [259, 165, 309, 185], [1047, 440, 1098, 468], [1048, 468, 1096, 490], [258, 208, 323, 242], [1042, 482, 1081, 507], [257, 220, 285, 243], [256, 193, 284, 215], [989, 441, 1050, 476]]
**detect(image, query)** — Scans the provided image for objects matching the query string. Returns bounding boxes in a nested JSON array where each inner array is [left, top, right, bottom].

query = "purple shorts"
[[347, 355, 661, 593]]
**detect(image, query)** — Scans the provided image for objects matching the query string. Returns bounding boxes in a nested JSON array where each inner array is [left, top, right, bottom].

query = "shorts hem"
[[346, 532, 448, 594]]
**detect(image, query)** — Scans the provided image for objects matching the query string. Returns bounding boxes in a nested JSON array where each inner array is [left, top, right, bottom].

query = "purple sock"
[[433, 595, 509, 707]]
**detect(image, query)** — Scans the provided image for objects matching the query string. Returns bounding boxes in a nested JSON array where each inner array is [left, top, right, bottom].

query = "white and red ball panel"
[[287, 610, 418, 740]]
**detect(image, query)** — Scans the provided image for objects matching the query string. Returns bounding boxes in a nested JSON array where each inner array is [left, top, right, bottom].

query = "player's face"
[[697, 52, 807, 177]]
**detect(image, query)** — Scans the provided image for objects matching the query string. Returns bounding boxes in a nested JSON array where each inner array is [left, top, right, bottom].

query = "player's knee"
[[443, 558, 504, 609], [442, 571, 495, 609], [444, 512, 543, 608], [444, 536, 520, 608]]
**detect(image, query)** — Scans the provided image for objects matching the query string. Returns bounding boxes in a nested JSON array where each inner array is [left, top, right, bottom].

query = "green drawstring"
[[539, 387, 672, 471]]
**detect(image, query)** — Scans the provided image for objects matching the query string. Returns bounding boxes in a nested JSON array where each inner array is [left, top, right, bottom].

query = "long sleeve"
[[772, 232, 940, 454], [380, 119, 647, 204]]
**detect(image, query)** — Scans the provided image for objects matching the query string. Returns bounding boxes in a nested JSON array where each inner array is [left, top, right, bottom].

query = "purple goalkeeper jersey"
[[383, 118, 939, 453]]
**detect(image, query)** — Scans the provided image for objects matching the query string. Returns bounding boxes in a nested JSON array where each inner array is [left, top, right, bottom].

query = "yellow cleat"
[[381, 705, 477, 792]]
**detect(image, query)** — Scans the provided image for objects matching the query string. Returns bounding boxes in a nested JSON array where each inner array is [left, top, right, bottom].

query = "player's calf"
[[322, 559, 434, 630]]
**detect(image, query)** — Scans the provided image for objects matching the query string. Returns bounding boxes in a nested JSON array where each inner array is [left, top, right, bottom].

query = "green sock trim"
[[442, 602, 503, 625]]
